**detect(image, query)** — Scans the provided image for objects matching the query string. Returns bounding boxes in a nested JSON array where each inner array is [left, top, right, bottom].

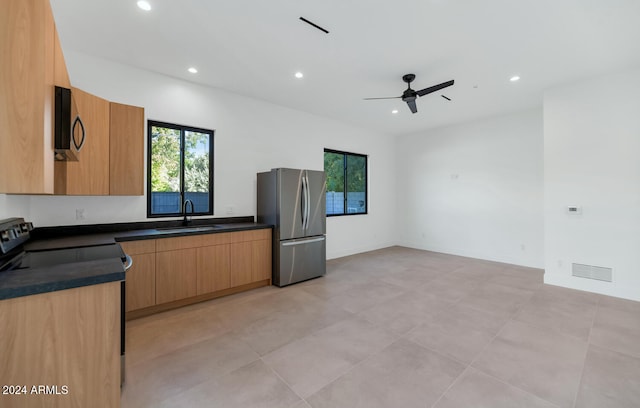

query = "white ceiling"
[[50, 0, 640, 136]]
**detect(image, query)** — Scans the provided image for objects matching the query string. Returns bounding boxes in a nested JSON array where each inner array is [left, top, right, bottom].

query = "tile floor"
[[121, 246, 640, 408]]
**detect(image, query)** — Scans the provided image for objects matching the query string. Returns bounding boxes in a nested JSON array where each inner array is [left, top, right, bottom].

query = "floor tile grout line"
[[428, 365, 473, 408], [425, 276, 540, 408], [571, 294, 601, 408], [259, 314, 403, 403], [301, 339, 398, 401], [453, 299, 563, 408], [260, 356, 308, 405]]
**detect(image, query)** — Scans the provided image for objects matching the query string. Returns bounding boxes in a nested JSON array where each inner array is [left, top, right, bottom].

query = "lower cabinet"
[[156, 248, 197, 304], [197, 244, 230, 295], [125, 252, 155, 311], [121, 228, 272, 318], [230, 241, 253, 287], [119, 240, 156, 312], [253, 239, 272, 282], [0, 282, 120, 408]]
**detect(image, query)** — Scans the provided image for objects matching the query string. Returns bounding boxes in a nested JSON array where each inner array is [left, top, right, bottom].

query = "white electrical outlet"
[[75, 209, 85, 220], [225, 205, 234, 215]]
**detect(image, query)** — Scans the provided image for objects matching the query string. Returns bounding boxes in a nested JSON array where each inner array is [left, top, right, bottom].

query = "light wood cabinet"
[[0, 0, 56, 194], [110, 102, 145, 195], [0, 282, 121, 408], [156, 248, 197, 304], [230, 241, 254, 287], [1, 0, 145, 196], [120, 240, 156, 312], [122, 228, 271, 319], [54, 88, 110, 195], [197, 244, 231, 294], [53, 25, 70, 88], [252, 238, 272, 282]]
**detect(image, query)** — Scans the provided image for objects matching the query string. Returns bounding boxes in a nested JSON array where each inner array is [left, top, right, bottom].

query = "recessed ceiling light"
[[188, 67, 198, 74], [294, 72, 304, 79], [510, 75, 520, 82], [391, 109, 399, 114], [137, 1, 151, 11]]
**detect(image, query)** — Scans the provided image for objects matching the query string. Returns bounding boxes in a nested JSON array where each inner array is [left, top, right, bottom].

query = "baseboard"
[[327, 241, 397, 260], [397, 240, 544, 269]]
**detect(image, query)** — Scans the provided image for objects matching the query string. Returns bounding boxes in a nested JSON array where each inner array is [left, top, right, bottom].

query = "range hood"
[[54, 86, 84, 161]]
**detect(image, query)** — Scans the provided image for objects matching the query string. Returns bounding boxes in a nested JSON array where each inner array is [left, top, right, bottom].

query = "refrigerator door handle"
[[304, 170, 311, 229], [300, 173, 306, 229], [301, 173, 308, 230], [282, 236, 326, 246]]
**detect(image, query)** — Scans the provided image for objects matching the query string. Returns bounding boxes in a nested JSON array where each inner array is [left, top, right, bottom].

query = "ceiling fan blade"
[[406, 99, 418, 114], [416, 80, 455, 97], [363, 96, 401, 100]]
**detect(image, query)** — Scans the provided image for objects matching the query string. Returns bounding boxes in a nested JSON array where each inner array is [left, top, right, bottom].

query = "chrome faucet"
[[182, 199, 194, 226]]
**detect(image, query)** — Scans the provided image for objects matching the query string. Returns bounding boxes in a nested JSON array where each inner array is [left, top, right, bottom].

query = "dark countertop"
[[26, 219, 271, 251], [0, 258, 125, 300], [1, 217, 272, 301]]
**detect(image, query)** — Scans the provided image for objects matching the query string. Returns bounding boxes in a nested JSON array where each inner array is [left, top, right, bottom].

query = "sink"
[[154, 225, 223, 234]]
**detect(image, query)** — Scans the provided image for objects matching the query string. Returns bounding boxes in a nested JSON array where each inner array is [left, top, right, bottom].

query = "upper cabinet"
[[110, 102, 145, 195], [0, 0, 145, 196], [0, 0, 56, 194], [55, 98, 145, 196], [54, 88, 110, 195]]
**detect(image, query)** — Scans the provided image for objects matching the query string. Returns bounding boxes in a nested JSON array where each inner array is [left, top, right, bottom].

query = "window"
[[147, 120, 214, 217], [324, 149, 367, 216]]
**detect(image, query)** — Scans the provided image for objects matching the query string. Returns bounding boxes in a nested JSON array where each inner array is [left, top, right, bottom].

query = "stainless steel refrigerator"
[[257, 168, 326, 287]]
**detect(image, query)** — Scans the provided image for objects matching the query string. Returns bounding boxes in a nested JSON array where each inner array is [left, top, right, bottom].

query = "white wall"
[[544, 69, 640, 301], [396, 109, 544, 268], [0, 52, 397, 259]]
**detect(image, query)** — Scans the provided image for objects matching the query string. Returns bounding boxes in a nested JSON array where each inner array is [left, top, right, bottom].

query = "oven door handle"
[[123, 254, 133, 271]]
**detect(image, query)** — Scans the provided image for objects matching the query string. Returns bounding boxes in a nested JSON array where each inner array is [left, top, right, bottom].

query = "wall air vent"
[[572, 263, 613, 282]]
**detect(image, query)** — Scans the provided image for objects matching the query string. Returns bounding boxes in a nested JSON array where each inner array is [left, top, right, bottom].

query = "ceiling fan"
[[364, 74, 455, 114]]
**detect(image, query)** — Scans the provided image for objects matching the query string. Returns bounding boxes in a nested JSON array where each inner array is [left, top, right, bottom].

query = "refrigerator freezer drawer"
[[275, 236, 326, 287]]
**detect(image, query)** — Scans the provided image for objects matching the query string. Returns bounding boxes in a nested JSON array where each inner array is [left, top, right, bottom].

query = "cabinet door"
[[0, 0, 55, 194], [110, 102, 144, 195], [125, 253, 156, 311], [196, 244, 230, 295], [53, 24, 70, 88], [230, 242, 253, 287], [156, 248, 197, 304], [252, 239, 272, 282], [55, 88, 110, 195]]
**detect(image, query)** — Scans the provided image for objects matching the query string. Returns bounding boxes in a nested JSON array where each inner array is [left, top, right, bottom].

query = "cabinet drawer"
[[120, 239, 156, 255]]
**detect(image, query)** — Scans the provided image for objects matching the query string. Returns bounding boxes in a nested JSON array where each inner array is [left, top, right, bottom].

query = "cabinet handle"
[[72, 116, 86, 151], [123, 254, 133, 271]]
